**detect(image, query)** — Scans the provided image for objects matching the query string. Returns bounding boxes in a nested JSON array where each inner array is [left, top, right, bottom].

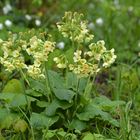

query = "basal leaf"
[[28, 78, 46, 93], [47, 49, 61, 69], [0, 93, 36, 107], [66, 72, 87, 92], [82, 132, 94, 140], [30, 112, 59, 129], [26, 89, 42, 97], [0, 108, 18, 129], [66, 72, 77, 90], [69, 118, 87, 131], [77, 101, 119, 127], [10, 94, 36, 107], [2, 79, 23, 94], [93, 96, 125, 111], [53, 88, 75, 102], [45, 98, 72, 116], [48, 70, 65, 89]]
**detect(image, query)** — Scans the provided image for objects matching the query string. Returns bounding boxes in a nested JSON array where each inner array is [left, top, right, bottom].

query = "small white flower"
[[114, 0, 119, 6], [88, 3, 95, 9], [25, 14, 32, 21], [96, 18, 104, 26], [99, 0, 105, 2], [138, 19, 140, 25], [57, 42, 65, 49], [114, 0, 121, 9], [3, 3, 12, 14], [5, 19, 12, 27], [0, 23, 3, 30], [138, 52, 140, 57], [128, 6, 133, 12], [88, 22, 95, 30], [138, 41, 140, 48], [35, 19, 41, 26]]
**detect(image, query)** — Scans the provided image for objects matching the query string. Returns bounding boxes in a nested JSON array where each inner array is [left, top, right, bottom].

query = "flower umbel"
[[53, 55, 68, 69], [57, 11, 94, 43], [0, 31, 55, 79]]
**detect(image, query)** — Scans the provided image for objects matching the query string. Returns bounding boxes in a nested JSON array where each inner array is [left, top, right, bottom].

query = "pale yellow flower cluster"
[[26, 36, 55, 78], [86, 40, 117, 68], [0, 39, 27, 72], [69, 50, 100, 77], [0, 35, 55, 79], [86, 40, 106, 61], [102, 48, 117, 68], [57, 12, 94, 43], [54, 40, 116, 77], [53, 55, 68, 69]]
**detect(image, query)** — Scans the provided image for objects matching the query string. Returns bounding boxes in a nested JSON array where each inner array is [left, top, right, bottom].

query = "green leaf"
[[82, 132, 94, 140], [0, 108, 18, 129], [83, 82, 93, 97], [36, 101, 49, 108], [30, 113, 59, 129], [48, 70, 65, 89], [53, 88, 75, 102], [93, 96, 125, 111], [65, 47, 75, 64], [44, 130, 55, 139], [0, 93, 36, 107], [66, 72, 88, 94], [46, 98, 72, 116], [10, 94, 36, 107], [47, 49, 61, 69], [69, 118, 87, 131], [93, 133, 106, 140], [2, 79, 23, 94], [78, 77, 88, 93], [77, 101, 119, 127], [28, 78, 46, 93], [66, 72, 77, 90], [26, 89, 42, 97], [0, 93, 15, 102]]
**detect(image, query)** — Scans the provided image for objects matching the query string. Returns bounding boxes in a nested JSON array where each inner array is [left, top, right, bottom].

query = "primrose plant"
[[54, 12, 116, 77], [0, 12, 121, 140]]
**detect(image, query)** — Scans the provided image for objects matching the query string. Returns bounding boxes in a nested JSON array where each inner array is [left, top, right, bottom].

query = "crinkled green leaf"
[[47, 49, 61, 69], [69, 118, 87, 131], [46, 98, 72, 116], [53, 88, 75, 102], [28, 78, 46, 93], [82, 132, 94, 140], [66, 72, 77, 90], [93, 96, 125, 111], [77, 101, 119, 127], [48, 70, 65, 89], [0, 93, 36, 107], [10, 94, 36, 107], [36, 101, 49, 108], [2, 79, 23, 94], [30, 112, 59, 129], [26, 89, 42, 97], [66, 72, 87, 94], [0, 108, 18, 129]]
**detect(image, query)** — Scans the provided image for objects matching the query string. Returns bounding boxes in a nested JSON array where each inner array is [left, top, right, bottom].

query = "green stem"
[[83, 76, 91, 97], [20, 70, 31, 113], [72, 78, 80, 118], [19, 70, 35, 140], [44, 62, 52, 102], [18, 107, 35, 140], [20, 69, 30, 86]]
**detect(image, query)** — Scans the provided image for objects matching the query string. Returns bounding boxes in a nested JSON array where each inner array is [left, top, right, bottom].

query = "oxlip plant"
[[0, 12, 124, 140]]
